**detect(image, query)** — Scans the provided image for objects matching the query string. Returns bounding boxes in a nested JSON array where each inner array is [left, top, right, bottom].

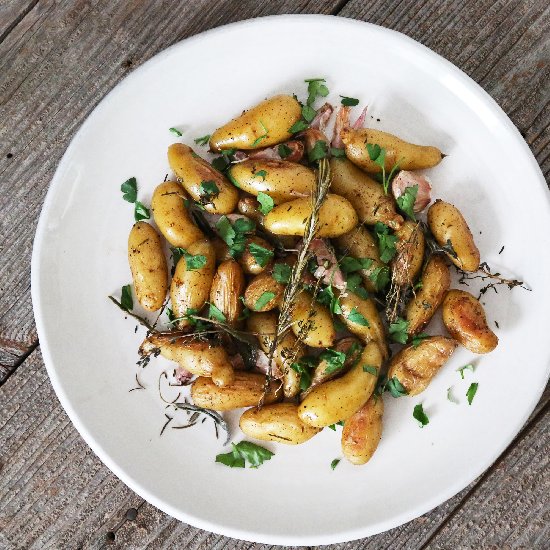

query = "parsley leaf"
[[290, 356, 317, 391], [308, 140, 328, 162], [466, 382, 479, 405], [389, 317, 409, 344], [328, 421, 344, 431], [194, 134, 210, 146], [346, 273, 369, 299], [256, 191, 274, 215], [169, 127, 183, 137], [411, 333, 429, 348], [366, 143, 381, 161], [199, 180, 219, 204], [330, 458, 340, 470], [216, 216, 254, 258], [272, 263, 291, 284], [254, 170, 268, 180], [317, 285, 342, 314], [134, 201, 150, 221], [366, 143, 400, 194], [278, 143, 292, 158], [457, 364, 475, 379], [363, 365, 378, 376], [340, 256, 373, 274], [208, 302, 226, 322], [305, 77, 329, 106], [254, 291, 276, 311], [320, 348, 347, 374], [396, 184, 418, 221], [250, 120, 268, 147], [302, 104, 316, 122], [373, 223, 398, 263], [413, 404, 429, 427], [120, 177, 137, 203], [368, 266, 391, 292], [248, 242, 274, 267], [386, 376, 408, 397], [330, 147, 346, 158], [340, 95, 359, 106], [347, 306, 370, 326], [172, 247, 207, 271], [212, 156, 229, 172], [121, 284, 133, 311], [216, 441, 274, 469], [289, 119, 309, 134]]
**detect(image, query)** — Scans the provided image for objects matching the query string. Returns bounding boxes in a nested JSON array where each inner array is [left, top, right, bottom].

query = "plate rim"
[[31, 13, 550, 545]]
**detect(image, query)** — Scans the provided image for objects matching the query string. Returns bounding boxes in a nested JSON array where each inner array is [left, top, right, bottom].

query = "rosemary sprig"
[[108, 295, 157, 332]]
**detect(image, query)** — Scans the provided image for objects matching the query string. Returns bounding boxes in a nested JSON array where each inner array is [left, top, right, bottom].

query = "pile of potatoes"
[[128, 93, 498, 466]]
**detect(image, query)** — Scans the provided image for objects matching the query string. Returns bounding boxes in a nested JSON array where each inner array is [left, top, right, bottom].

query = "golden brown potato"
[[335, 227, 384, 293], [228, 160, 314, 204], [167, 143, 238, 214], [341, 127, 443, 173], [392, 220, 425, 286], [170, 239, 216, 329], [127, 222, 168, 311], [290, 290, 335, 348], [238, 235, 274, 275], [139, 335, 234, 386], [191, 372, 281, 410], [298, 342, 383, 428], [330, 158, 403, 229], [151, 181, 204, 248], [264, 194, 358, 237], [244, 271, 285, 312], [387, 336, 457, 396], [211, 237, 232, 262], [240, 402, 321, 445], [210, 260, 246, 325], [406, 255, 451, 335], [427, 200, 480, 272], [338, 293, 387, 357], [210, 94, 302, 152], [237, 196, 265, 225], [341, 396, 384, 465], [442, 289, 498, 353]]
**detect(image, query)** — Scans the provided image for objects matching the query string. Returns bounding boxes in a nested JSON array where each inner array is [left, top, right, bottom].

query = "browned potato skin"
[[341, 396, 384, 465], [406, 255, 451, 335], [442, 290, 498, 353], [264, 194, 359, 238], [127, 222, 168, 311], [190, 372, 281, 410], [427, 200, 480, 272], [335, 227, 384, 293], [237, 196, 264, 225], [167, 143, 238, 214], [139, 335, 234, 386], [341, 127, 443, 173], [240, 403, 321, 445], [210, 260, 245, 325], [387, 336, 457, 396], [211, 237, 232, 262], [330, 158, 403, 229], [239, 235, 274, 275], [151, 181, 204, 248], [210, 94, 302, 152], [291, 290, 335, 348], [229, 160, 315, 204], [170, 239, 216, 329], [244, 271, 284, 312], [392, 221, 425, 286]]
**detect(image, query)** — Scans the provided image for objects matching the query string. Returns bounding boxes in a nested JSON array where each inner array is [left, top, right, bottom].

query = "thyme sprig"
[[108, 295, 156, 332], [457, 262, 530, 299]]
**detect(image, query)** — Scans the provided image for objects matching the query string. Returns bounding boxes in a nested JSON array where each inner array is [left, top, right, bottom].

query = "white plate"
[[31, 15, 550, 546]]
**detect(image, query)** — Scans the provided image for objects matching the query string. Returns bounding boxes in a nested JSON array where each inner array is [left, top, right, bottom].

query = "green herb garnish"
[[457, 364, 475, 379], [330, 458, 340, 470], [308, 140, 328, 163], [171, 247, 207, 271], [368, 266, 391, 292], [288, 119, 309, 134], [121, 284, 133, 311], [272, 263, 292, 284], [208, 303, 226, 322], [466, 382, 479, 405], [346, 273, 369, 299], [320, 348, 347, 374], [256, 191, 274, 215], [215, 441, 274, 468], [317, 284, 342, 314], [290, 356, 317, 391], [169, 127, 183, 137], [366, 143, 400, 194], [254, 170, 268, 180], [363, 365, 378, 376], [120, 177, 137, 203], [347, 306, 370, 326], [387, 376, 408, 398], [340, 256, 373, 274], [389, 317, 409, 344], [199, 180, 219, 204], [305, 78, 329, 106], [411, 333, 429, 348], [373, 223, 398, 263], [396, 184, 418, 221], [278, 143, 292, 158], [330, 147, 346, 158], [216, 216, 255, 258], [248, 242, 274, 267], [134, 201, 150, 221], [254, 291, 276, 311], [302, 104, 316, 122], [340, 95, 359, 106], [413, 403, 429, 427], [194, 134, 210, 146], [250, 120, 268, 147]]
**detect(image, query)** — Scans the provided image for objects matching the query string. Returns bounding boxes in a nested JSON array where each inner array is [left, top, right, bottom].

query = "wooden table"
[[1, 1, 548, 548]]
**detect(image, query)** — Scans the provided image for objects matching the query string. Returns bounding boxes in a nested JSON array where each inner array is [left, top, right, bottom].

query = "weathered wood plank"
[[0, 0, 37, 43], [0, 0, 345, 380]]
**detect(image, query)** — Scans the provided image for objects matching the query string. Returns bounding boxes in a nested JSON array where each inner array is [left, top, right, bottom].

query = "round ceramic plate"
[[31, 15, 550, 546]]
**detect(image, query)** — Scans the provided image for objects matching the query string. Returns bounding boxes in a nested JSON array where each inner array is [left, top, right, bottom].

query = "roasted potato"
[[299, 342, 383, 427], [210, 260, 246, 325], [167, 143, 238, 214], [237, 196, 264, 224], [442, 289, 498, 353], [406, 255, 451, 334], [170, 239, 216, 329], [151, 181, 204, 248], [228, 160, 315, 204], [427, 199, 480, 272], [392, 220, 425, 286], [240, 402, 321, 445], [264, 194, 358, 237], [330, 158, 403, 229], [210, 94, 302, 152], [239, 235, 274, 275], [127, 222, 168, 311], [341, 127, 443, 173], [290, 290, 335, 348], [139, 335, 234, 386], [341, 396, 384, 465], [387, 336, 457, 396], [244, 271, 285, 312], [211, 237, 232, 262], [191, 372, 281, 410]]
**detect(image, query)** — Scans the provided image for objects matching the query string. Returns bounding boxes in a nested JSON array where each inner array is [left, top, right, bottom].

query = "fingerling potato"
[[392, 220, 425, 286], [341, 396, 384, 465], [239, 236, 274, 275], [210, 94, 302, 151], [427, 199, 480, 272], [191, 372, 281, 410], [167, 143, 238, 214], [244, 271, 285, 312], [442, 289, 498, 353], [290, 290, 335, 348], [237, 196, 265, 224], [387, 336, 457, 396], [406, 255, 450, 334], [264, 194, 358, 238], [170, 239, 216, 329], [210, 260, 246, 325], [128, 222, 168, 311], [151, 181, 204, 248], [240, 402, 321, 445]]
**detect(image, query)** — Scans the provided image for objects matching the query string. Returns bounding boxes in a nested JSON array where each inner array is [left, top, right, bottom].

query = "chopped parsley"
[[330, 147, 346, 158], [208, 303, 226, 322], [466, 382, 479, 405], [288, 119, 309, 134], [301, 104, 316, 122], [328, 421, 344, 431], [171, 247, 207, 271], [317, 285, 342, 314], [386, 376, 408, 397], [368, 266, 390, 292], [373, 223, 398, 263], [254, 291, 276, 311], [366, 142, 400, 194], [120, 177, 137, 203], [305, 78, 329, 106], [169, 127, 183, 137], [413, 404, 429, 427], [248, 242, 274, 267], [411, 333, 429, 348], [362, 365, 378, 376], [330, 458, 340, 470], [290, 356, 317, 391], [278, 143, 292, 158], [347, 306, 370, 327], [120, 284, 133, 311], [272, 262, 292, 284], [254, 170, 268, 180], [396, 184, 418, 221], [194, 134, 210, 146], [340, 95, 359, 106], [346, 273, 369, 299], [256, 191, 274, 215], [389, 317, 409, 344], [134, 201, 150, 221], [216, 216, 255, 258], [250, 120, 268, 147], [340, 256, 373, 274], [215, 441, 274, 468], [457, 364, 475, 379], [199, 180, 219, 204], [320, 348, 347, 374], [308, 140, 328, 162]]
